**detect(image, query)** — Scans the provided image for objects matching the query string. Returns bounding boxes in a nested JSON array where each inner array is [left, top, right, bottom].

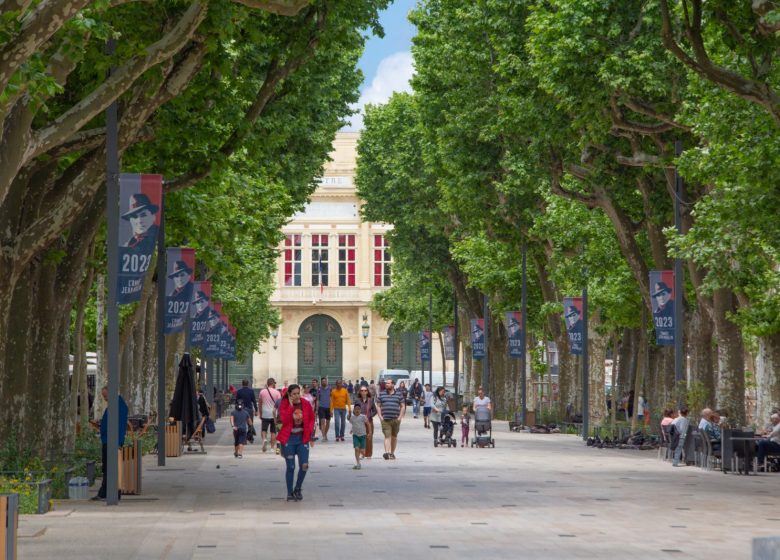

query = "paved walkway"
[[17, 411, 780, 559]]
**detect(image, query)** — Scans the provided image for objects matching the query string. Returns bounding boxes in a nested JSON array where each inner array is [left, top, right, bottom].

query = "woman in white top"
[[423, 384, 434, 429]]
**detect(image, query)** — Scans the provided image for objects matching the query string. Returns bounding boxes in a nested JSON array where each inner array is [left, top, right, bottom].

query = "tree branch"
[[27, 1, 208, 161], [659, 0, 780, 125], [165, 6, 326, 193], [230, 0, 310, 16], [0, 0, 91, 95]]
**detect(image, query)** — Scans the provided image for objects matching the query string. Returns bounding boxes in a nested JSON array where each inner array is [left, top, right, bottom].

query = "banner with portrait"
[[164, 248, 195, 334], [506, 311, 523, 358], [442, 325, 456, 360], [419, 330, 431, 362], [649, 270, 675, 346], [563, 297, 584, 355], [204, 301, 223, 357], [117, 174, 162, 304], [189, 281, 211, 346], [471, 319, 485, 360]]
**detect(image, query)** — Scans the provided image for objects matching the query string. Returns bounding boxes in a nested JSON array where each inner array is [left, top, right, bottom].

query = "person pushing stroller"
[[471, 386, 495, 448]]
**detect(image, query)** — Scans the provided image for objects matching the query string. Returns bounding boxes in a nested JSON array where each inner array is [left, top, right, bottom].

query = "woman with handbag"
[[277, 384, 315, 501], [353, 386, 376, 458]]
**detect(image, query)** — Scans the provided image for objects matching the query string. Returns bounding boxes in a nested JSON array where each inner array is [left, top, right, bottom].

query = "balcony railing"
[[272, 286, 380, 303]]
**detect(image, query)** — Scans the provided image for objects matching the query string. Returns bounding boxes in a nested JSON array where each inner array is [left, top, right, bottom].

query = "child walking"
[[349, 403, 369, 469], [460, 406, 471, 448]]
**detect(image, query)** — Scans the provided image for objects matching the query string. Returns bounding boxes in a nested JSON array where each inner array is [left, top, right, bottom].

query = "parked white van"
[[410, 370, 464, 393]]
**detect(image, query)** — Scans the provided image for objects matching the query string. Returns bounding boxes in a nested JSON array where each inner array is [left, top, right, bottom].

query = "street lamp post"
[[271, 328, 278, 350]]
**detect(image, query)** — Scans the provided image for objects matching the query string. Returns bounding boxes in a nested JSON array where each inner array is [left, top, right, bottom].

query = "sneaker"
[[262, 441, 268, 452], [287, 494, 296, 501], [294, 488, 302, 501], [90, 495, 105, 501], [383, 453, 390, 460], [389, 453, 396, 460], [234, 451, 238, 458], [238, 454, 243, 459], [352, 464, 360, 470]]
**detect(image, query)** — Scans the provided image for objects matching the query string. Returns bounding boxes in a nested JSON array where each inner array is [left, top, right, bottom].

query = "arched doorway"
[[386, 323, 421, 372], [298, 314, 342, 383]]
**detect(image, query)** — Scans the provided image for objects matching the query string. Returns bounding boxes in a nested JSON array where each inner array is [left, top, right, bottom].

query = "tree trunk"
[[713, 288, 745, 423], [687, 301, 715, 403], [755, 332, 780, 427], [95, 273, 106, 420], [588, 309, 608, 427]]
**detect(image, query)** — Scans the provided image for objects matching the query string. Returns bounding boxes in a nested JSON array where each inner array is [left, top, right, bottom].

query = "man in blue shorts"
[[317, 376, 332, 441]]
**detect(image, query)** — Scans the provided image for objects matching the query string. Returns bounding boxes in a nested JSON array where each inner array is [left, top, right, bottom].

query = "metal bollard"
[[86, 460, 96, 486], [753, 537, 780, 560], [35, 480, 52, 515], [2, 493, 18, 560]]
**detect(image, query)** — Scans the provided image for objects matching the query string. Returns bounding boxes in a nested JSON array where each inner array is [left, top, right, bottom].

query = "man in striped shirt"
[[376, 379, 406, 460]]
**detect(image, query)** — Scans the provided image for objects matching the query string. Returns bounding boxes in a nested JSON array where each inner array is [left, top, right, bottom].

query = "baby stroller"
[[435, 411, 457, 448], [471, 406, 495, 448]]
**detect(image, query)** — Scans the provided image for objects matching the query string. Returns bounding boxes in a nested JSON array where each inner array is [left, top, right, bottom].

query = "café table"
[[729, 436, 759, 475]]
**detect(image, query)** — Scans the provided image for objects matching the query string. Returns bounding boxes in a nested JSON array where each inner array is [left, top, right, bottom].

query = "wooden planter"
[[117, 440, 142, 496], [1, 493, 18, 560], [165, 421, 182, 457]]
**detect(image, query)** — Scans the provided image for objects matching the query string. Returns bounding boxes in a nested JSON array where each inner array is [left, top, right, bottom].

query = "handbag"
[[206, 418, 216, 434]]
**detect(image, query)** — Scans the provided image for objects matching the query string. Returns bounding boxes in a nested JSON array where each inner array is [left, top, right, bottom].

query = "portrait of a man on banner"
[[563, 297, 584, 355], [164, 248, 195, 334], [419, 330, 431, 362], [442, 325, 455, 360], [189, 281, 211, 346], [650, 270, 675, 346], [117, 174, 162, 304], [471, 319, 485, 360], [506, 311, 523, 357]]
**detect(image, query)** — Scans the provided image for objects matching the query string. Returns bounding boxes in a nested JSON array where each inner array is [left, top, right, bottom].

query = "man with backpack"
[[260, 378, 282, 454]]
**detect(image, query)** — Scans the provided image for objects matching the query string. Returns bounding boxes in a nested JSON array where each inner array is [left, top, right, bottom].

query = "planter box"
[[117, 440, 142, 495], [1, 494, 18, 560], [165, 421, 182, 457]]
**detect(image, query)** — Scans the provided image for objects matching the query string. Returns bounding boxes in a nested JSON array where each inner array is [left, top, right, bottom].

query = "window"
[[284, 234, 301, 286], [373, 235, 391, 287], [311, 234, 329, 287], [338, 234, 356, 287]]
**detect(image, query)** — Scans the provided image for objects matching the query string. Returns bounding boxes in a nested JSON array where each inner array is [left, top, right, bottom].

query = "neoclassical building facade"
[[253, 132, 445, 385]]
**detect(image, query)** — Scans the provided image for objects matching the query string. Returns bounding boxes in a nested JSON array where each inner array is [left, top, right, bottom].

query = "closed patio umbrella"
[[170, 353, 197, 439]]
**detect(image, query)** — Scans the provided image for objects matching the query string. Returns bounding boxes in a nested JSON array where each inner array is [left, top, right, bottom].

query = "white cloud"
[[345, 51, 414, 131]]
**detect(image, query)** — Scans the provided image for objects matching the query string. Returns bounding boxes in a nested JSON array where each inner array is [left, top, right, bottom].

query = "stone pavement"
[[17, 411, 780, 560]]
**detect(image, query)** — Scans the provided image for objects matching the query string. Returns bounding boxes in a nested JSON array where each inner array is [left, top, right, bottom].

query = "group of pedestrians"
[[228, 376, 493, 502]]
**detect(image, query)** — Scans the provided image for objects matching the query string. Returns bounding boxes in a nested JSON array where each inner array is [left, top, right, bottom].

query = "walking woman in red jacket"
[[277, 384, 315, 501]]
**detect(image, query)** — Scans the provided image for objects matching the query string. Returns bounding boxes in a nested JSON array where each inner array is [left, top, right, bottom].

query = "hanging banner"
[[563, 297, 584, 355], [204, 303, 222, 357], [506, 311, 523, 358], [419, 330, 431, 362], [442, 325, 456, 360], [650, 270, 675, 346], [117, 174, 162, 304], [164, 248, 195, 334], [471, 319, 485, 360], [189, 281, 212, 346]]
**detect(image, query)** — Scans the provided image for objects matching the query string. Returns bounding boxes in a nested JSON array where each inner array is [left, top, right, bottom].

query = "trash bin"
[[68, 477, 89, 500]]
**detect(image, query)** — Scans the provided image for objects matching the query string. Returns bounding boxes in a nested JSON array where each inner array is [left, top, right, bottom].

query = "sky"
[[344, 0, 417, 130]]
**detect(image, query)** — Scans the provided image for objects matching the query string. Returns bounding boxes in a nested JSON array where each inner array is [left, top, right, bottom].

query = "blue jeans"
[[334, 408, 347, 438], [412, 399, 420, 416], [672, 436, 686, 466], [282, 434, 309, 494]]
